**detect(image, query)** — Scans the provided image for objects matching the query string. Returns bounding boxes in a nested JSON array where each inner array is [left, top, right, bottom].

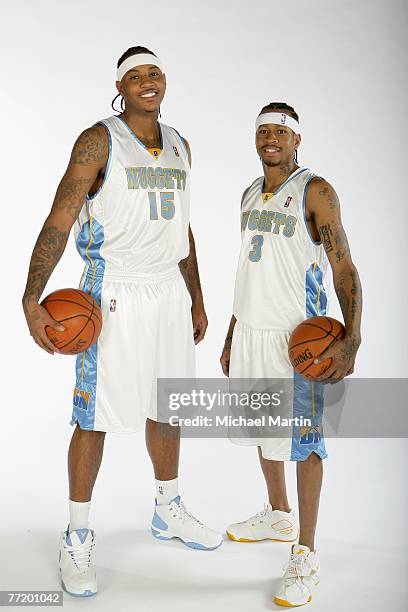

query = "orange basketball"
[[41, 288, 102, 355], [288, 316, 345, 379]]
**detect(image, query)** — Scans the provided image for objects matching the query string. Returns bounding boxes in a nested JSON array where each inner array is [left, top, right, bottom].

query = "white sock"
[[155, 477, 179, 505], [69, 499, 91, 531]]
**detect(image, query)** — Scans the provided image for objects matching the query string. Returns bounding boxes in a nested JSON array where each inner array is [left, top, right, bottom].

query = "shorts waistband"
[[82, 265, 181, 284]]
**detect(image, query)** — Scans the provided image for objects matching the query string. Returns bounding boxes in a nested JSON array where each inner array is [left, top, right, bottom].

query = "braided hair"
[[111, 46, 157, 112]]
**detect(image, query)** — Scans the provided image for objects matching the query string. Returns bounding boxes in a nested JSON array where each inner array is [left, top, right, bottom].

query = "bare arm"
[[306, 178, 362, 378], [177, 136, 208, 344], [22, 124, 108, 353]]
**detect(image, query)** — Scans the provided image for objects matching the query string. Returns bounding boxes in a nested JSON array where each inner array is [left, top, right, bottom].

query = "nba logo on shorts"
[[281, 113, 286, 124], [173, 146, 179, 157], [284, 196, 292, 207], [110, 299, 116, 312]]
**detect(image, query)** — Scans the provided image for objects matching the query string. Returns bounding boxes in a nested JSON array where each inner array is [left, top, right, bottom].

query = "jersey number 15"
[[148, 191, 175, 220]]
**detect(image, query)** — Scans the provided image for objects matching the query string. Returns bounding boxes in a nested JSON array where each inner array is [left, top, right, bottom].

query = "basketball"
[[288, 316, 345, 379], [41, 288, 102, 355]]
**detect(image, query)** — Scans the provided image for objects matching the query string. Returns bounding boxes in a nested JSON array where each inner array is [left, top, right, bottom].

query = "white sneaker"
[[59, 525, 97, 597], [226, 503, 298, 542], [274, 544, 320, 607], [151, 495, 223, 550]]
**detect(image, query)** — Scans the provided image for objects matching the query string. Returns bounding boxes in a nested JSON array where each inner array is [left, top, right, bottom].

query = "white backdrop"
[[0, 1, 407, 611]]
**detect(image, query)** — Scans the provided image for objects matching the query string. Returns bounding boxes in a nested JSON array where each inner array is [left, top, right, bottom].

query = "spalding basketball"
[[41, 288, 102, 355], [288, 316, 345, 379]]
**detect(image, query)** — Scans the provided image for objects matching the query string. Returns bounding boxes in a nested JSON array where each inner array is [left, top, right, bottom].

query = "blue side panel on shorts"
[[290, 372, 328, 461], [305, 263, 327, 318], [290, 262, 328, 461], [70, 218, 105, 431]]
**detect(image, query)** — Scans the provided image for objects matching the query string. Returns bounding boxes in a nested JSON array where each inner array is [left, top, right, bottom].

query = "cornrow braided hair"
[[111, 46, 157, 112], [260, 102, 300, 162]]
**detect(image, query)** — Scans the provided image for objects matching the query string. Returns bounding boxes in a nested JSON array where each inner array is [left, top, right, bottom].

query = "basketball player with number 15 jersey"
[[22, 46, 222, 599], [220, 103, 362, 606]]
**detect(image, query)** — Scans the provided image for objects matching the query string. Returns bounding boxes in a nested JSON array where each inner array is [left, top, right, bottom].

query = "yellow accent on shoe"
[[226, 531, 257, 542], [226, 531, 297, 543], [274, 595, 312, 607]]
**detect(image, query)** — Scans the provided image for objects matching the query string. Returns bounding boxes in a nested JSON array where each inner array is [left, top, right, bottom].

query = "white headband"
[[255, 112, 300, 133], [117, 54, 164, 81]]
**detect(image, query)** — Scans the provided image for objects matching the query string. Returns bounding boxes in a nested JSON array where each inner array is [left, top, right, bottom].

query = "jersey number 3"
[[148, 191, 175, 220], [248, 235, 264, 262]]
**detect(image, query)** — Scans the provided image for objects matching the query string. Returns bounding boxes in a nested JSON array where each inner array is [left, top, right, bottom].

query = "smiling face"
[[256, 117, 301, 167], [116, 63, 166, 113]]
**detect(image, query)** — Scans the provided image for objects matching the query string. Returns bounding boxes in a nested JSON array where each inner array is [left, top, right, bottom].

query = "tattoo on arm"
[[23, 225, 69, 306], [318, 186, 339, 210], [178, 229, 203, 301], [334, 267, 363, 341], [70, 125, 108, 166], [319, 223, 334, 253], [54, 175, 94, 220]]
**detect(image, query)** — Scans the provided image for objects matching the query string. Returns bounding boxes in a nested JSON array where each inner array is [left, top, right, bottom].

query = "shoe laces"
[[283, 553, 309, 583], [169, 500, 204, 528], [64, 534, 94, 573], [242, 503, 270, 524]]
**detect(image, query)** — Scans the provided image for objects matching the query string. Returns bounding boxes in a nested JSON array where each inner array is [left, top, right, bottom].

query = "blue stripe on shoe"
[[152, 511, 169, 531], [61, 581, 96, 598]]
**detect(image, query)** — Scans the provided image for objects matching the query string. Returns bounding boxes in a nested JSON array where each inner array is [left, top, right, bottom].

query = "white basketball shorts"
[[229, 320, 327, 462], [70, 266, 195, 432]]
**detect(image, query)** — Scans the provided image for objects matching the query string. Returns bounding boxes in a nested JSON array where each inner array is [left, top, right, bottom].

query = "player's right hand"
[[220, 343, 231, 377], [23, 302, 65, 355]]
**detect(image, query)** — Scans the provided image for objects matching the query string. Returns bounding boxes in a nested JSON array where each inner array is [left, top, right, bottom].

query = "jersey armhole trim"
[[302, 175, 323, 246], [86, 121, 112, 202], [169, 127, 189, 162]]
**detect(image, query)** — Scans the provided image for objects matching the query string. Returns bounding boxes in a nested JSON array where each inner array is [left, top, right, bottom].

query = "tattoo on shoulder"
[[317, 183, 339, 210], [70, 125, 108, 166]]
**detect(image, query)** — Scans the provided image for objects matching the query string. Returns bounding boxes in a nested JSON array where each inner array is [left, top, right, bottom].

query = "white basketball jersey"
[[74, 115, 190, 276], [233, 167, 330, 330]]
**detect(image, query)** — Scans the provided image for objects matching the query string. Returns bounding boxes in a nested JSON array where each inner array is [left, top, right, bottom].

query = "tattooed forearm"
[[178, 229, 203, 301], [70, 125, 108, 166], [22, 224, 69, 307], [334, 265, 362, 340]]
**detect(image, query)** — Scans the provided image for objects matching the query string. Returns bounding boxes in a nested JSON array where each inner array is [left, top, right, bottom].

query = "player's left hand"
[[313, 334, 361, 383], [191, 301, 208, 344]]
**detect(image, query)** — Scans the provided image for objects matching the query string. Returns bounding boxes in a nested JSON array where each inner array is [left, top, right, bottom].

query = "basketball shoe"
[[151, 495, 223, 550], [274, 544, 320, 607], [59, 525, 97, 596], [226, 503, 298, 542]]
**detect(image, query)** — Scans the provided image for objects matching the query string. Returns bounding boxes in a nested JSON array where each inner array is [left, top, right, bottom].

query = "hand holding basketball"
[[23, 301, 66, 355], [313, 333, 361, 382], [288, 316, 360, 383], [41, 289, 102, 355]]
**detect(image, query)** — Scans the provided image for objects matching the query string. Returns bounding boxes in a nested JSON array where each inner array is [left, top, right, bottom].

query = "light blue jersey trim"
[[86, 121, 112, 201], [71, 218, 105, 431], [261, 167, 308, 196], [116, 115, 163, 150]]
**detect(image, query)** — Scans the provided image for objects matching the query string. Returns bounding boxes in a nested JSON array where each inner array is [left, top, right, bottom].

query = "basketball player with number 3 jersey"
[[220, 103, 362, 607], [22, 46, 222, 599]]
